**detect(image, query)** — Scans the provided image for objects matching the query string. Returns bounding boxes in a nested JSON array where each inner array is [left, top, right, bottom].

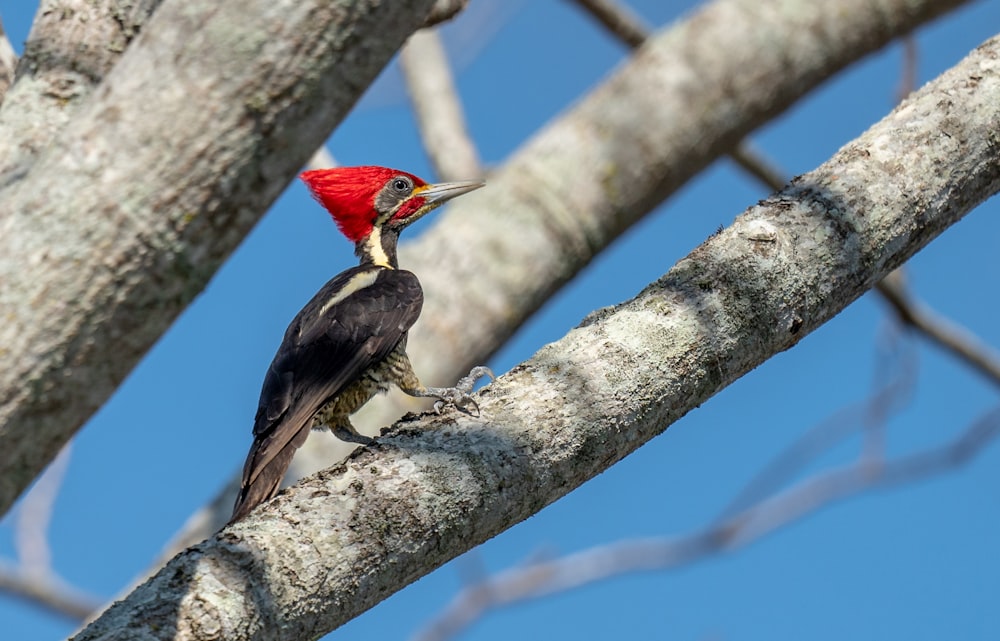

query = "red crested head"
[[300, 166, 427, 243]]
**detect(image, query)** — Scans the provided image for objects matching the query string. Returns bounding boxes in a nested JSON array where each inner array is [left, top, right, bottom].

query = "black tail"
[[229, 427, 307, 524]]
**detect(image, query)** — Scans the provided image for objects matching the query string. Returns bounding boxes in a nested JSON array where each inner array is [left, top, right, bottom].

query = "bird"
[[230, 165, 491, 523]]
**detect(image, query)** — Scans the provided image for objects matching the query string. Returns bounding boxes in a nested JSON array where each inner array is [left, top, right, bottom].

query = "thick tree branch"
[[0, 0, 439, 517], [0, 0, 163, 188], [168, 0, 974, 548], [71, 35, 1000, 641]]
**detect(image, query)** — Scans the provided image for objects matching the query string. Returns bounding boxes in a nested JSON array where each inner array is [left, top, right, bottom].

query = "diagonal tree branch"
[[412, 404, 1000, 641], [165, 0, 975, 550], [0, 0, 440, 518], [70, 34, 1000, 641]]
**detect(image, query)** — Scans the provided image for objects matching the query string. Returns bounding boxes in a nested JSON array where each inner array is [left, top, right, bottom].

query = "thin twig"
[[16, 444, 72, 576], [572, 0, 648, 48], [305, 145, 337, 171], [877, 272, 1000, 386], [412, 407, 1000, 641], [400, 28, 482, 181], [720, 332, 916, 519], [896, 36, 919, 102], [423, 0, 470, 28], [0, 560, 101, 622]]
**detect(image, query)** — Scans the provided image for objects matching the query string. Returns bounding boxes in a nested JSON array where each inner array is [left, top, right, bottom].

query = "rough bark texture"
[[287, 0, 972, 486], [0, 16, 17, 100], [71, 34, 1000, 641], [0, 0, 163, 188], [0, 0, 437, 516]]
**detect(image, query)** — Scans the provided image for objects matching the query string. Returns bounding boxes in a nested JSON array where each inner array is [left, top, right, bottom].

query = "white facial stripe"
[[363, 226, 392, 268], [319, 270, 380, 316]]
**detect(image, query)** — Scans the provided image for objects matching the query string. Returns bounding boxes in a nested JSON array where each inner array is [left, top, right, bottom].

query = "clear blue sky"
[[2, 2, 999, 640]]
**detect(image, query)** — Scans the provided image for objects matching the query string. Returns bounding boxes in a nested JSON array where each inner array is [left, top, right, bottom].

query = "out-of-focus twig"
[[15, 445, 71, 576], [572, 0, 647, 48], [305, 146, 337, 172], [721, 331, 916, 519], [728, 140, 787, 191], [0, 444, 101, 622], [412, 406, 1000, 641], [423, 0, 470, 28], [0, 560, 101, 622], [400, 28, 482, 181], [877, 271, 1000, 386], [897, 36, 919, 102]]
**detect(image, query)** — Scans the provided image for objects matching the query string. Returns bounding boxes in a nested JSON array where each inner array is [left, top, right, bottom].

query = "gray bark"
[[70, 33, 1000, 641], [0, 0, 437, 516], [290, 0, 974, 490], [0, 0, 163, 187], [162, 0, 974, 551]]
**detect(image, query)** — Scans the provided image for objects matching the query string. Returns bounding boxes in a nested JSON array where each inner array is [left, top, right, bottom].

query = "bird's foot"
[[424, 366, 495, 415], [332, 424, 375, 445]]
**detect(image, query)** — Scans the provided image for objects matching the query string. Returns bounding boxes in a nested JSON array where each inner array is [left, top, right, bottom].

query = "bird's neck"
[[356, 226, 400, 269]]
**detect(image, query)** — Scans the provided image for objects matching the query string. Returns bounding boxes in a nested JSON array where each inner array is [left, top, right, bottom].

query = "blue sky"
[[2, 1, 999, 640]]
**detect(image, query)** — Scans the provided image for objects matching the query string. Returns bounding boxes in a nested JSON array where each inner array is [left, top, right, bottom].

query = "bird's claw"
[[427, 366, 494, 416]]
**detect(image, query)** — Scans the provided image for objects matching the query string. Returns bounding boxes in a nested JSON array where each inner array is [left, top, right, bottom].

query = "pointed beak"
[[416, 179, 485, 206]]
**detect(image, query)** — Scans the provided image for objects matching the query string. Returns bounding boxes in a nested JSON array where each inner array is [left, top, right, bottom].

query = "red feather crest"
[[300, 166, 426, 242]]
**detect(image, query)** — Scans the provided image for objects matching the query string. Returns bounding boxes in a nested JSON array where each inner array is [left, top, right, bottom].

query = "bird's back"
[[231, 266, 423, 522]]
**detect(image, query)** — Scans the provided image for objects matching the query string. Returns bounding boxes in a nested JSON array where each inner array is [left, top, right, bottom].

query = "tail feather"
[[229, 429, 304, 524]]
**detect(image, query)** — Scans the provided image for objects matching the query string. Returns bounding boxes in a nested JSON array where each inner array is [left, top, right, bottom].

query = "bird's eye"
[[391, 177, 411, 193]]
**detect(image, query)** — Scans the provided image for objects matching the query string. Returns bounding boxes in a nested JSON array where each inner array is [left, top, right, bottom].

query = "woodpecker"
[[231, 166, 490, 523]]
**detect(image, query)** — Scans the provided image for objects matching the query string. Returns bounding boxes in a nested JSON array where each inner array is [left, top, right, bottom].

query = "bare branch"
[[69, 37, 1000, 641], [15, 444, 72, 576], [159, 0, 975, 555], [728, 140, 787, 191], [401, 28, 482, 180], [306, 146, 338, 172], [897, 36, 920, 101], [412, 407, 1000, 641], [876, 271, 1000, 386], [423, 0, 471, 28], [571, 0, 648, 49], [0, 560, 101, 622], [720, 333, 917, 519], [0, 0, 440, 518]]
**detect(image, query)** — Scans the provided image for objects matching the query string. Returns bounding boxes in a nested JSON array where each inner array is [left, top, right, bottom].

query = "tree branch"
[[0, 0, 439, 517], [0, 0, 164, 189], [401, 28, 482, 181], [412, 405, 1000, 641], [876, 271, 1000, 386], [0, 560, 101, 622], [160, 0, 975, 552], [70, 34, 1000, 641]]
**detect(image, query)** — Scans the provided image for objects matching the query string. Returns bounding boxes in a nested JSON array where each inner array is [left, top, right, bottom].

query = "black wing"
[[230, 266, 423, 522]]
